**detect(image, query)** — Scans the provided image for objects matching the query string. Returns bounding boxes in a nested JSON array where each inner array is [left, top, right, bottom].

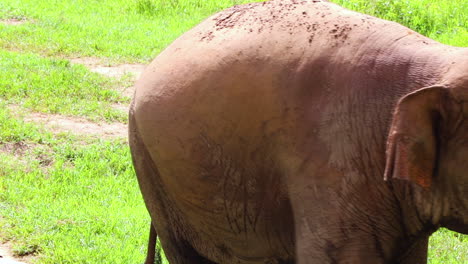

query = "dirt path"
[[24, 112, 128, 139], [0, 243, 29, 264], [0, 19, 29, 26], [69, 57, 145, 79]]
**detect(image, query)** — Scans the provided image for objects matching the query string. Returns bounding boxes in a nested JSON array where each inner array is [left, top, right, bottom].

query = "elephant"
[[129, 0, 467, 263]]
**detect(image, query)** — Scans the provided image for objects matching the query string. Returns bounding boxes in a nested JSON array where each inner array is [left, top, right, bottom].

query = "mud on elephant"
[[129, 0, 468, 263]]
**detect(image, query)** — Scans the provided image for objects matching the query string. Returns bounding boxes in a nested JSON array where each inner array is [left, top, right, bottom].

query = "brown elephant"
[[129, 0, 468, 263]]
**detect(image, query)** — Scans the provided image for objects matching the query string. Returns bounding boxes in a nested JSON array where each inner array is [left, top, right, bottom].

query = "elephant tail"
[[145, 221, 159, 264]]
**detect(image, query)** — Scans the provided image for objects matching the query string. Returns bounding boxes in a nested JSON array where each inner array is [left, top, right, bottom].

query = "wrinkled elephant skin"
[[129, 0, 468, 263]]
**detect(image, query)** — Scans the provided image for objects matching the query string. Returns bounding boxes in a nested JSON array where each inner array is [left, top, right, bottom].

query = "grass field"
[[0, 0, 466, 263]]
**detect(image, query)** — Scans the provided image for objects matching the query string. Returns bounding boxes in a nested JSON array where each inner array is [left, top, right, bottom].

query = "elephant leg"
[[129, 115, 217, 264], [397, 236, 429, 264], [140, 197, 215, 264], [157, 233, 217, 264], [142, 211, 216, 264]]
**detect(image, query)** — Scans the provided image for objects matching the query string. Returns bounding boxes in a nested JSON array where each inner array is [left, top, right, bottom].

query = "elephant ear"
[[384, 86, 449, 188]]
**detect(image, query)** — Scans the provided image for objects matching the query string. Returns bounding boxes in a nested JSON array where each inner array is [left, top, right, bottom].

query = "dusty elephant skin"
[[129, 0, 468, 263]]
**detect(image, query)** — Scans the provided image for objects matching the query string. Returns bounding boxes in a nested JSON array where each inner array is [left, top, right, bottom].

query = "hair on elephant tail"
[[145, 222, 160, 264]]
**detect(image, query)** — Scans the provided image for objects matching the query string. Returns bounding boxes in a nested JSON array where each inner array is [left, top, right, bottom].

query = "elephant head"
[[384, 79, 468, 234]]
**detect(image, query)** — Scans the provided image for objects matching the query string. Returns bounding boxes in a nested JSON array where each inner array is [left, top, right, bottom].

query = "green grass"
[[0, 105, 149, 263], [0, 0, 466, 263], [0, 50, 129, 122], [429, 229, 467, 263], [334, 0, 467, 46], [0, 0, 263, 62], [0, 101, 51, 143], [0, 0, 465, 63]]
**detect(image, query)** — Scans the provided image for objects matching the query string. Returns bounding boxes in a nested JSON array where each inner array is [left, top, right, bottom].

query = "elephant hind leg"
[[129, 114, 218, 264], [160, 234, 218, 264], [144, 222, 215, 264], [396, 236, 429, 264]]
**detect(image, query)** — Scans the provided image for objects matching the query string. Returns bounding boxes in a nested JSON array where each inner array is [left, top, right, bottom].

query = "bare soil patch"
[[0, 242, 30, 264], [119, 86, 136, 98], [112, 103, 130, 113], [0, 141, 54, 170], [0, 19, 28, 26], [0, 142, 30, 157], [70, 57, 145, 98], [24, 112, 127, 139], [70, 57, 145, 79]]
